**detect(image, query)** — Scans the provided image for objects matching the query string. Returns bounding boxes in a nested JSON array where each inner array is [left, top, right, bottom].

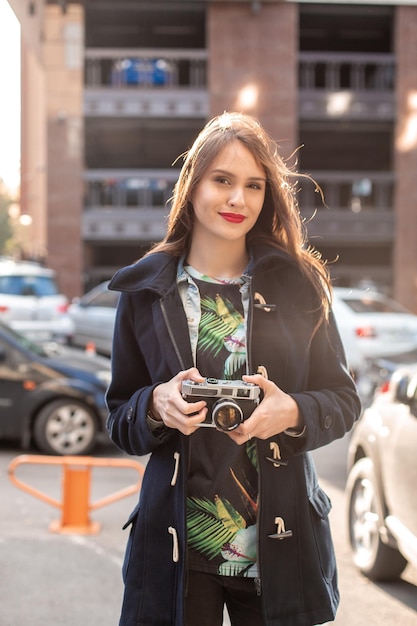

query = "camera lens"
[[212, 399, 243, 431]]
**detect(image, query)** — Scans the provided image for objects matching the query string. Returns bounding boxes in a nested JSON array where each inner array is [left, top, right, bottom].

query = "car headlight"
[[96, 370, 112, 387]]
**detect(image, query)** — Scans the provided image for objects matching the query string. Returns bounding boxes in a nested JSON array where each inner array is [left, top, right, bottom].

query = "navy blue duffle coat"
[[106, 244, 361, 626]]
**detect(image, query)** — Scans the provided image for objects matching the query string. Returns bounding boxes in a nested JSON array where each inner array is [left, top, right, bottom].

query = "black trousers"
[[184, 571, 263, 626]]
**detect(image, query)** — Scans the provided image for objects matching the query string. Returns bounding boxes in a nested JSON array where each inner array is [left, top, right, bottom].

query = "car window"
[[0, 275, 59, 297], [0, 335, 32, 369], [341, 296, 409, 315], [0, 322, 47, 356], [83, 290, 119, 308]]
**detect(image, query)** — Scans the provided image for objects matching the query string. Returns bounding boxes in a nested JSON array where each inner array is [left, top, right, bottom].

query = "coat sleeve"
[[106, 292, 174, 456], [284, 307, 362, 455]]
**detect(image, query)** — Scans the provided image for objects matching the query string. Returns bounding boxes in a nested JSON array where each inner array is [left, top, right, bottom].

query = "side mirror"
[[394, 372, 417, 405]]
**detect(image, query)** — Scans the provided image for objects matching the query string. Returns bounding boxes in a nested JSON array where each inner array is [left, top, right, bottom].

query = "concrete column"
[[393, 6, 417, 312], [20, 42, 47, 263], [43, 4, 84, 300], [207, 1, 298, 162]]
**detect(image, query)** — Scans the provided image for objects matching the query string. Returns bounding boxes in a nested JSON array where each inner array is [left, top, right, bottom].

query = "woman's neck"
[[187, 241, 249, 280]]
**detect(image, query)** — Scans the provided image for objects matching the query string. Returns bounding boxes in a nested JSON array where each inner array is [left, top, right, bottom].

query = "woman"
[[106, 112, 361, 626]]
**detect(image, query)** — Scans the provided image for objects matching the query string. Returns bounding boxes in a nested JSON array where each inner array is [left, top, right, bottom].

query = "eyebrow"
[[210, 168, 267, 182]]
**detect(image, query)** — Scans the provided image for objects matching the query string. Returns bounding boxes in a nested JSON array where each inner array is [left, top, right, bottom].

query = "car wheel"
[[346, 457, 407, 581], [33, 399, 98, 456]]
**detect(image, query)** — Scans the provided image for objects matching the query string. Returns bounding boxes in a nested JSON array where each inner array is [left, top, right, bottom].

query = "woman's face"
[[190, 139, 266, 248]]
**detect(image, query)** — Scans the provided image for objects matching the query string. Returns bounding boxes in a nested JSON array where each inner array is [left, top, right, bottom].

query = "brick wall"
[[207, 1, 298, 162], [393, 5, 417, 312], [44, 4, 84, 300]]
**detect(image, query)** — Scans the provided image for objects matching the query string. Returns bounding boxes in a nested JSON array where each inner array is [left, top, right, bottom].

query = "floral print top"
[[185, 265, 259, 578]]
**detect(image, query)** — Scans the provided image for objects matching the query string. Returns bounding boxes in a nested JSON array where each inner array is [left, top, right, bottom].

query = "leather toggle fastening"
[[268, 516, 293, 540], [254, 302, 277, 312], [168, 526, 179, 562], [267, 442, 288, 467], [171, 451, 180, 486], [254, 292, 277, 313], [266, 456, 288, 467]]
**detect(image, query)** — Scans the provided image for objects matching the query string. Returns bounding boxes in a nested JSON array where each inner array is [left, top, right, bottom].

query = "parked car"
[[68, 281, 119, 356], [0, 321, 111, 455], [332, 287, 417, 375], [346, 363, 417, 580], [0, 258, 73, 344], [355, 347, 417, 408]]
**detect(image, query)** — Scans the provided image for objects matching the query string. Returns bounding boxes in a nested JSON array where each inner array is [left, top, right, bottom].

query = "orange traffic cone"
[[85, 341, 96, 356]]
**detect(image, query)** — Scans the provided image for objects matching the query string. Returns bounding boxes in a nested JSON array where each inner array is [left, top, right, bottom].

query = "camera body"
[[181, 377, 260, 431]]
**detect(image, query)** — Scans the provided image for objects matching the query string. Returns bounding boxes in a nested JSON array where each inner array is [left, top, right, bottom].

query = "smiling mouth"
[[219, 212, 246, 224]]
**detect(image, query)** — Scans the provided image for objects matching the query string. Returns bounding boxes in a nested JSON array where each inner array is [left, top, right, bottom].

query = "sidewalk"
[[1, 444, 231, 626], [1, 445, 136, 626]]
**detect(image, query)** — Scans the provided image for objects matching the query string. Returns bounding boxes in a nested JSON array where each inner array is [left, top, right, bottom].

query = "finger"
[[243, 373, 271, 393], [178, 367, 204, 383], [182, 399, 207, 416], [227, 429, 253, 446], [172, 406, 208, 433]]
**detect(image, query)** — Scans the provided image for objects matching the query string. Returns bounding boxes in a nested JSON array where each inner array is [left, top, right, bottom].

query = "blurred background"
[[0, 4, 417, 625], [1, 0, 417, 308]]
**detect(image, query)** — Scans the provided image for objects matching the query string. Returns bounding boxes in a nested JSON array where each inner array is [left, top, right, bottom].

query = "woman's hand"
[[149, 368, 208, 435], [226, 374, 304, 445]]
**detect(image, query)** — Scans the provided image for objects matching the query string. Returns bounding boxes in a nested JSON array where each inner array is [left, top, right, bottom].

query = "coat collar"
[[108, 245, 300, 296], [108, 252, 178, 296]]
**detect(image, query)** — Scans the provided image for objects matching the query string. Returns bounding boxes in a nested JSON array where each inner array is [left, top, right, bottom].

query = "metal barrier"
[[8, 454, 145, 535]]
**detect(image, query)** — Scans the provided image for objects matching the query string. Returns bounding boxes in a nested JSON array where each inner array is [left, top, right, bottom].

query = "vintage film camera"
[[181, 377, 261, 432]]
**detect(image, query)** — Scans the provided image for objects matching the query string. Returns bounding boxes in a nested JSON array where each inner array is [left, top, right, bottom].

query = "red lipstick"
[[219, 212, 245, 224]]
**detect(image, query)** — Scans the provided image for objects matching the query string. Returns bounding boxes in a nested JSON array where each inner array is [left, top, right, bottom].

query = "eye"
[[248, 182, 264, 191], [215, 176, 231, 185]]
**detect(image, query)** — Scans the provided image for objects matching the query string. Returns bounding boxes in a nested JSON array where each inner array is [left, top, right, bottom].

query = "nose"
[[228, 185, 245, 207]]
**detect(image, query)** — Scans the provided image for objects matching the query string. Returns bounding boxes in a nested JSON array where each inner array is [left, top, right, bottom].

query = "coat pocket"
[[121, 502, 140, 582], [308, 486, 336, 583]]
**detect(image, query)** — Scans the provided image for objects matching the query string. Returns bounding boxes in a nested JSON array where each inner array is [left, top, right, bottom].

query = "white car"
[[0, 258, 73, 343], [68, 281, 119, 356], [332, 287, 417, 375], [346, 363, 417, 580]]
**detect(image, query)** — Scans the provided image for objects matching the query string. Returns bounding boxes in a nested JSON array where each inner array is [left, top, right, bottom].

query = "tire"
[[346, 457, 407, 581], [33, 399, 98, 456]]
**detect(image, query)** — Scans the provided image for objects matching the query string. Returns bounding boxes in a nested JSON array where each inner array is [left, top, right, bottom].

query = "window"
[[0, 275, 59, 297]]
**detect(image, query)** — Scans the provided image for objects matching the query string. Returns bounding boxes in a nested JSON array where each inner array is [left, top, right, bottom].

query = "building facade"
[[9, 0, 417, 312]]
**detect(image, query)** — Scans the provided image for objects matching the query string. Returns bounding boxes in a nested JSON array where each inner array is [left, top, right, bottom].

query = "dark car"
[[346, 364, 417, 580], [0, 321, 111, 456], [355, 347, 417, 408]]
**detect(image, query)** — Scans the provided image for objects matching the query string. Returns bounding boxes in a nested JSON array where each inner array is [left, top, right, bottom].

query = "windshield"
[[0, 275, 59, 296], [0, 321, 48, 356], [342, 296, 410, 315]]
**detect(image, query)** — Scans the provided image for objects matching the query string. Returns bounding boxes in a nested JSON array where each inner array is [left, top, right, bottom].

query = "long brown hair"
[[149, 112, 331, 319]]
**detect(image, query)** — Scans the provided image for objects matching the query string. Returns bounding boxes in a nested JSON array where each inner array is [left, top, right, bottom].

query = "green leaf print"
[[187, 495, 246, 560], [199, 294, 246, 378]]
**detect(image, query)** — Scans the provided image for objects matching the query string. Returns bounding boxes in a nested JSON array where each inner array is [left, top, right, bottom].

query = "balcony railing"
[[84, 49, 208, 117], [85, 48, 207, 88], [303, 209, 394, 245], [84, 49, 395, 120], [85, 49, 394, 92], [299, 170, 394, 244], [299, 52, 395, 120], [83, 207, 168, 241], [299, 170, 394, 211], [84, 169, 179, 208], [83, 169, 179, 241], [83, 169, 395, 244], [299, 52, 395, 91]]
